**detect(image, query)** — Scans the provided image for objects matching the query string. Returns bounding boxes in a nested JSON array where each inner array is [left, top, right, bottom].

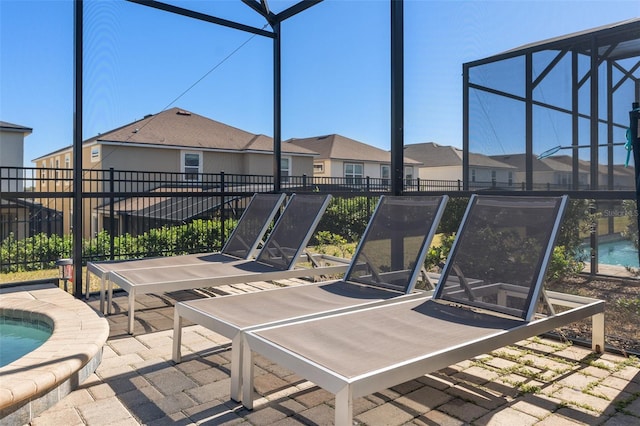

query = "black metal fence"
[[1, 166, 637, 273]]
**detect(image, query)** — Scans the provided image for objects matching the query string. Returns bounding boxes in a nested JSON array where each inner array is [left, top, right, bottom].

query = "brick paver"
[[28, 289, 640, 425]]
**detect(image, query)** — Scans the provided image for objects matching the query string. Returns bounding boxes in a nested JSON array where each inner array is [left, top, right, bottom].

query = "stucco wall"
[[0, 131, 23, 168]]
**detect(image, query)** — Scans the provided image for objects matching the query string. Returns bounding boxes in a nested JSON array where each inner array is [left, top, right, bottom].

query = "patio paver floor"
[[29, 280, 640, 426]]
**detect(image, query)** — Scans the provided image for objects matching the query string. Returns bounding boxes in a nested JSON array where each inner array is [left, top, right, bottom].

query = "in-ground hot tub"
[[0, 314, 53, 367], [0, 283, 109, 424]]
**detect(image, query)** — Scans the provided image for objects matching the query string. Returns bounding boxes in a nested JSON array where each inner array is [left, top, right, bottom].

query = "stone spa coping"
[[0, 283, 109, 424]]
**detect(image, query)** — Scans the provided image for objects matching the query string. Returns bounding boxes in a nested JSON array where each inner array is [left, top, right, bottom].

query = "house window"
[[181, 151, 202, 181], [344, 162, 363, 185], [471, 169, 476, 182], [508, 171, 513, 186], [40, 160, 47, 185], [55, 158, 60, 182], [65, 155, 71, 178], [90, 147, 100, 162], [381, 165, 390, 186], [381, 165, 390, 179], [313, 162, 324, 174], [559, 173, 571, 186], [404, 166, 415, 187], [491, 170, 496, 182], [281, 157, 290, 183]]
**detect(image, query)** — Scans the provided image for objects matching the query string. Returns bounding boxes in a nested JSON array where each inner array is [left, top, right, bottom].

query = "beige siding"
[[363, 162, 383, 179], [243, 153, 275, 175], [100, 145, 177, 173], [202, 151, 244, 174], [418, 165, 462, 181], [291, 156, 313, 176]]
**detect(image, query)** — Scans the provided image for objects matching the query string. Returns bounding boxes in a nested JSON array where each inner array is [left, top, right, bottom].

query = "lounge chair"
[[87, 193, 286, 309], [240, 195, 606, 426], [173, 195, 449, 402], [106, 194, 351, 334]]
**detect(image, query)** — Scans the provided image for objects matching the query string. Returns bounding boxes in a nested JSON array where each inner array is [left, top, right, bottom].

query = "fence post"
[[457, 180, 461, 191], [109, 168, 115, 260], [302, 174, 307, 190], [220, 171, 226, 244], [366, 176, 370, 192]]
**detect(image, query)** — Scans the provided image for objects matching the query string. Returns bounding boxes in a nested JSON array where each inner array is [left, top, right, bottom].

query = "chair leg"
[[128, 292, 135, 334], [85, 269, 91, 300], [241, 339, 255, 409], [100, 275, 106, 314], [335, 385, 353, 426], [172, 312, 182, 363], [230, 334, 243, 402], [107, 280, 113, 315], [592, 312, 605, 353]]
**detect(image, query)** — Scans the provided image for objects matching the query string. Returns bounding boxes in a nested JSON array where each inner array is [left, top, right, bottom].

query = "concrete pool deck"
[[22, 279, 640, 426]]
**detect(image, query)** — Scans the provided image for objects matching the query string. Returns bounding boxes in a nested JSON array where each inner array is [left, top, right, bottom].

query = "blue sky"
[[1, 0, 639, 167]]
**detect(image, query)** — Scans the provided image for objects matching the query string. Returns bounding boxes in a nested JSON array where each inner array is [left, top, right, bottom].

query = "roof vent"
[[144, 114, 153, 119], [133, 128, 139, 133], [177, 110, 192, 116]]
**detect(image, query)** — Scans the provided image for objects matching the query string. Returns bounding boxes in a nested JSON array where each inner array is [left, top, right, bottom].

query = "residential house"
[[489, 153, 635, 190], [284, 134, 421, 188], [1, 121, 32, 192], [33, 108, 317, 237], [404, 142, 516, 188], [1, 121, 61, 240]]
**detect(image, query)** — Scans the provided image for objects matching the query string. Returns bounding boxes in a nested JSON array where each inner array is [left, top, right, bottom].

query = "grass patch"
[[0, 268, 58, 284], [517, 383, 541, 395]]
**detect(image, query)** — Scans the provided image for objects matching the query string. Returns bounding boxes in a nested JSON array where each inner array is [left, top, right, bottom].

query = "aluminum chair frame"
[[86, 193, 286, 308], [239, 194, 606, 426], [172, 195, 450, 401], [104, 194, 349, 334]]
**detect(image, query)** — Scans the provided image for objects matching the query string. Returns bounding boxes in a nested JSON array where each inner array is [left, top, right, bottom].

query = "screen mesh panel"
[[256, 194, 330, 270], [434, 195, 565, 320], [222, 194, 284, 259], [346, 196, 447, 293]]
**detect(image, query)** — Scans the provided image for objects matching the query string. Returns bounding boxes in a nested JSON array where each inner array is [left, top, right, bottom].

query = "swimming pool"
[[580, 239, 639, 268], [0, 317, 52, 367]]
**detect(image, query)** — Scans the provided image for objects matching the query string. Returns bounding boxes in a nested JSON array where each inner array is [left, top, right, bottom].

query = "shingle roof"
[[405, 142, 515, 169], [35, 108, 315, 158], [0, 121, 33, 134], [490, 153, 559, 172], [404, 143, 460, 167], [545, 154, 633, 176], [284, 134, 421, 164]]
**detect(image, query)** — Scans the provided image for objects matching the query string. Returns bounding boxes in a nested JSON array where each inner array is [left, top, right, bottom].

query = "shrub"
[[315, 197, 374, 243], [425, 233, 455, 271], [546, 245, 584, 282], [313, 231, 354, 258]]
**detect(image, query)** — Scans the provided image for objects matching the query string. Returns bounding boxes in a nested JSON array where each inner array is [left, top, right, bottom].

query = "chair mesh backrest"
[[433, 195, 567, 321], [345, 195, 448, 293], [221, 193, 286, 259], [256, 194, 332, 270]]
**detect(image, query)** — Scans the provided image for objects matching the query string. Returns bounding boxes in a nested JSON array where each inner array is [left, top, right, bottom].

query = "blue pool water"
[[580, 239, 639, 268], [0, 318, 52, 367]]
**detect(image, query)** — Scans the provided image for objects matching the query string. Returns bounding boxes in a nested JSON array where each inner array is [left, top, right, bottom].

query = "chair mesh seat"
[[435, 196, 565, 320]]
